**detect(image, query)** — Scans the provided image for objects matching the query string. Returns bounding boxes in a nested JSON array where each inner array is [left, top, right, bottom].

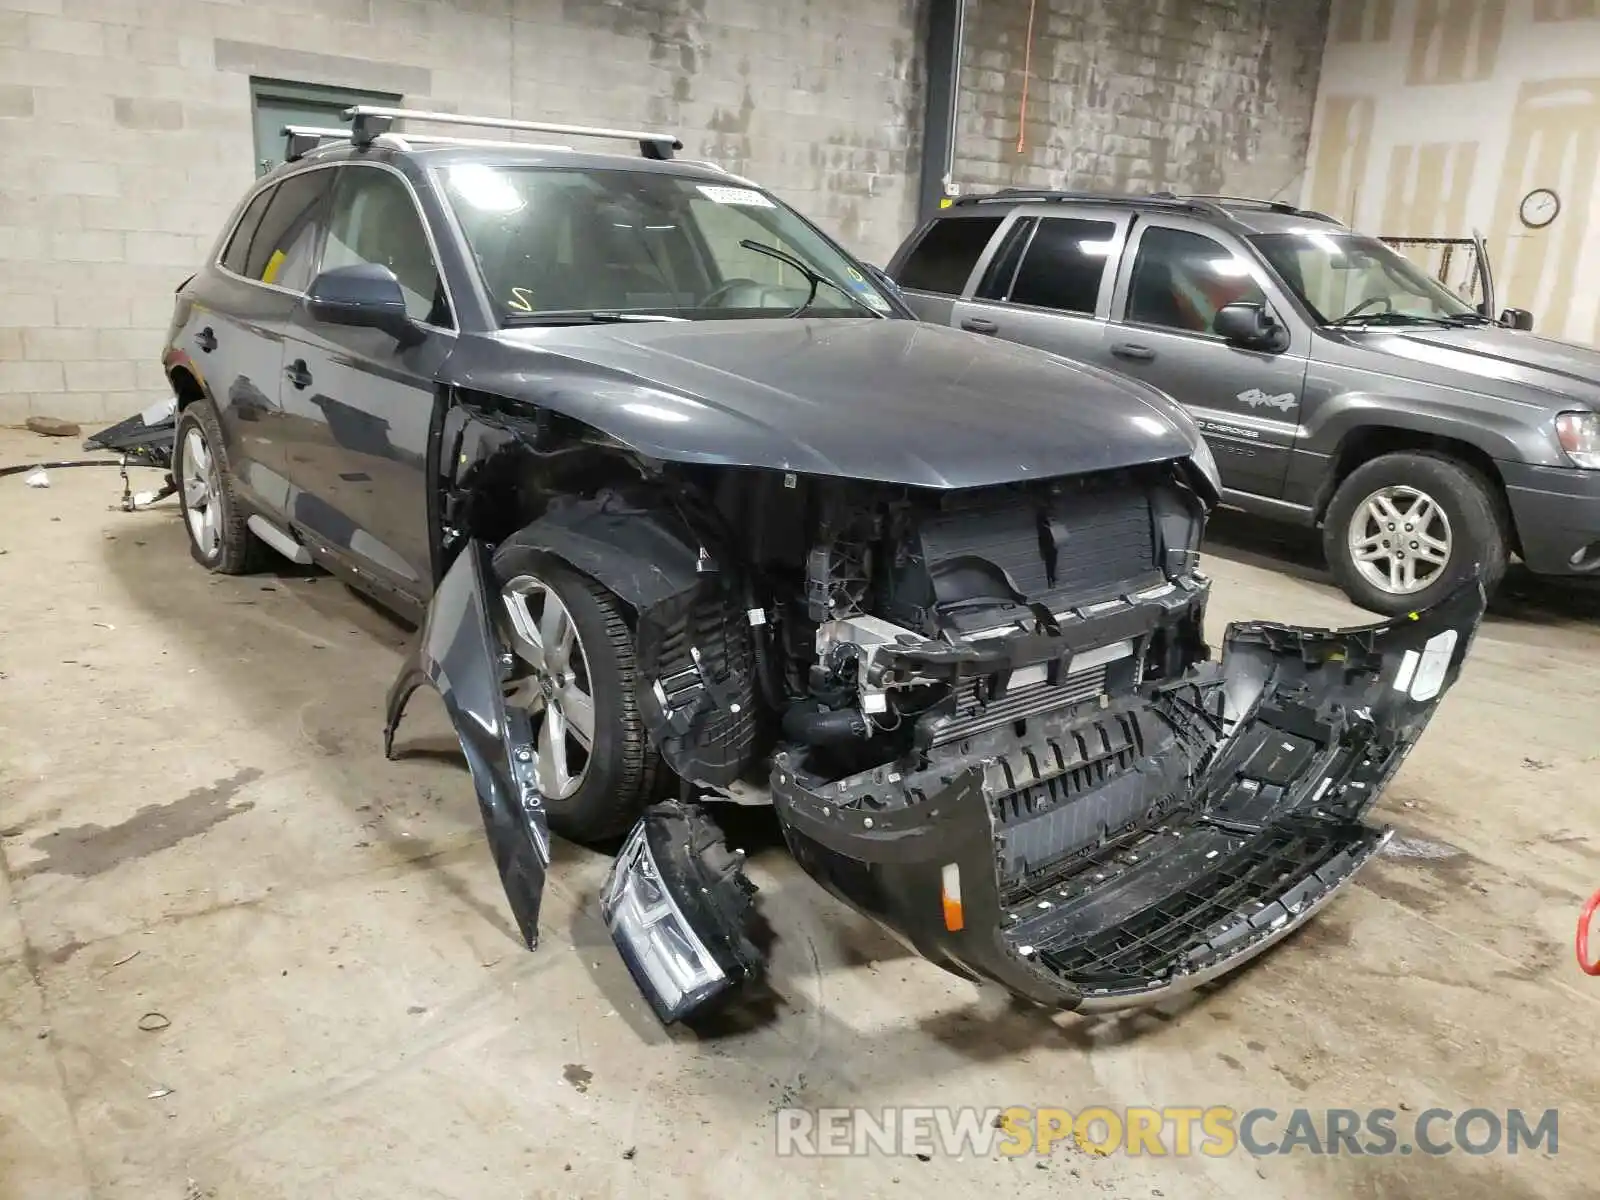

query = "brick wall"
[[0, 0, 924, 424], [953, 0, 1330, 199]]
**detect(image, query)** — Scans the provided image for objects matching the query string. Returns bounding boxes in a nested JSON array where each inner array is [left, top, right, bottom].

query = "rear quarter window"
[[894, 216, 1002, 296], [219, 186, 275, 275]]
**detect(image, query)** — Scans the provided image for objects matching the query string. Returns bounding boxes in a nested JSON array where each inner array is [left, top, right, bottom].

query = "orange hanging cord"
[[1578, 887, 1600, 976], [1016, 0, 1037, 155]]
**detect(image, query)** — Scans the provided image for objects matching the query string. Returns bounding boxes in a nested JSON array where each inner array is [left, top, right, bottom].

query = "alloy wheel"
[[1346, 484, 1453, 596], [181, 426, 222, 559], [500, 575, 596, 800]]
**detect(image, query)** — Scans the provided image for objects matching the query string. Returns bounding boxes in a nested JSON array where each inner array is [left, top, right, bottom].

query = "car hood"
[[446, 318, 1197, 489], [1344, 326, 1600, 409]]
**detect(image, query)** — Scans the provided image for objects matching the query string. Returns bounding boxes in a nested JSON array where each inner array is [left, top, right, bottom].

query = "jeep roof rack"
[[948, 187, 1343, 226], [951, 188, 1209, 215]]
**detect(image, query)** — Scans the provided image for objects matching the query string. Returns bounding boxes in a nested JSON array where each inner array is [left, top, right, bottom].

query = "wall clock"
[[1519, 187, 1560, 229]]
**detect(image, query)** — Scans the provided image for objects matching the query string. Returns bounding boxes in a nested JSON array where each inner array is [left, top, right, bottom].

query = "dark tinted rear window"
[[1010, 217, 1117, 314], [220, 187, 275, 274], [895, 216, 1002, 295]]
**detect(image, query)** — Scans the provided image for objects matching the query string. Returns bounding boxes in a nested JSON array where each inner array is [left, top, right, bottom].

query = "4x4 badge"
[[1238, 388, 1297, 411]]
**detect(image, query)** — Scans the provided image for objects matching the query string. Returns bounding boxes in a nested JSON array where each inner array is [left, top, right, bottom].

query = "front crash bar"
[[385, 540, 551, 948]]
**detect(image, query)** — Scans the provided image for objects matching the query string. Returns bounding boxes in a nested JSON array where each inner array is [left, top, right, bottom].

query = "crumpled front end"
[[769, 582, 1485, 1010]]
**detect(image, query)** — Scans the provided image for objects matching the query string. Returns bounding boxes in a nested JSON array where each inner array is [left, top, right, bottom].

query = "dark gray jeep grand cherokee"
[[888, 190, 1600, 615], [158, 109, 1482, 1023]]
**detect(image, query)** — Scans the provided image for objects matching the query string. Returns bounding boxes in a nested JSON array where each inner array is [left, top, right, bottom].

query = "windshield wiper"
[[1326, 312, 1459, 328], [737, 239, 884, 318], [502, 310, 687, 327]]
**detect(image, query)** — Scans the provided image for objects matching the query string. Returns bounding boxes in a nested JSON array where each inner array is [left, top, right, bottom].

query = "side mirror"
[[1500, 307, 1534, 332], [306, 263, 418, 344], [1214, 302, 1286, 351]]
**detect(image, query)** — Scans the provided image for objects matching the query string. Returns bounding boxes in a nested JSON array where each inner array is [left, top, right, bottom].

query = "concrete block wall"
[[953, 0, 1331, 200], [0, 0, 924, 425]]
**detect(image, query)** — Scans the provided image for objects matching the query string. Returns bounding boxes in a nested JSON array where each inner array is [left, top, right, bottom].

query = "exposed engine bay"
[[385, 398, 1486, 1025]]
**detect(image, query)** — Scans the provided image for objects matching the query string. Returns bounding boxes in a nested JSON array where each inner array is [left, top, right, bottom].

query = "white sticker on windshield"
[[696, 184, 775, 207]]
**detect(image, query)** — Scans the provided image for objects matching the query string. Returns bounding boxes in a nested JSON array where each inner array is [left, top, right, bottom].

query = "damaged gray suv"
[[154, 108, 1485, 1023]]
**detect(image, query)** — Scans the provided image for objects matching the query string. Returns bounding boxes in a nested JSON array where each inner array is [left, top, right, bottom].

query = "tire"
[[173, 399, 267, 574], [1323, 451, 1507, 616], [490, 548, 662, 843]]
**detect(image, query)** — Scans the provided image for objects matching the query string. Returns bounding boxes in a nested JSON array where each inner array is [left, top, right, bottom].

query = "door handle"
[[195, 326, 217, 353], [284, 359, 313, 390], [960, 317, 999, 334], [1110, 343, 1156, 362]]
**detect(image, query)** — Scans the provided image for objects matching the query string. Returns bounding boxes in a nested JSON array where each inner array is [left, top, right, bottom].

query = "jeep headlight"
[[1556, 411, 1600, 469]]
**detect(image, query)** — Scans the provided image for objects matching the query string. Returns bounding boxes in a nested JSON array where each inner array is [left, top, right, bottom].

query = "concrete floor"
[[1, 425, 1597, 1200]]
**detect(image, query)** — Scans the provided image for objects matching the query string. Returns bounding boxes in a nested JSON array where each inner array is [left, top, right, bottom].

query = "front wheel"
[[1323, 452, 1507, 615], [491, 551, 662, 843]]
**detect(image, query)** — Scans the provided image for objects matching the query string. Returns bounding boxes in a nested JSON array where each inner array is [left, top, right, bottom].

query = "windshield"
[[439, 164, 895, 324], [1251, 231, 1479, 325]]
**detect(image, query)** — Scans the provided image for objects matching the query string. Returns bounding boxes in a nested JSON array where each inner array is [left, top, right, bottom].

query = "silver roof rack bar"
[[344, 105, 682, 160], [283, 124, 352, 161]]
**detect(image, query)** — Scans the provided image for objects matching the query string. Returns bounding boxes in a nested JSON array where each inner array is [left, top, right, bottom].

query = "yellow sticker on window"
[[261, 249, 286, 285]]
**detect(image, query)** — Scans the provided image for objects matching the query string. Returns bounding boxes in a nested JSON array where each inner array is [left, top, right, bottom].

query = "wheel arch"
[[1312, 423, 1517, 553]]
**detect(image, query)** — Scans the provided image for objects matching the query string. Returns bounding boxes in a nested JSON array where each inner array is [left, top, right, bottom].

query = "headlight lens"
[[601, 821, 728, 1023], [1556, 411, 1600, 468]]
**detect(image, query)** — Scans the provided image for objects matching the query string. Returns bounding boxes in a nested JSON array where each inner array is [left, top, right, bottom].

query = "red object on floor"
[[1579, 888, 1600, 976]]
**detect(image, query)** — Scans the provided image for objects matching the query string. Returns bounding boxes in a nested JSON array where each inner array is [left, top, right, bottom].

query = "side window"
[[243, 170, 330, 290], [1009, 218, 1117, 314], [322, 167, 449, 326], [975, 217, 1035, 301], [220, 187, 275, 275], [1126, 226, 1266, 335], [894, 216, 1002, 295]]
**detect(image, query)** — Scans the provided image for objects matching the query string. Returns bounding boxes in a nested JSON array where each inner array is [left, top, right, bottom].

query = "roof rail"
[[951, 188, 1209, 213], [1149, 192, 1343, 224], [343, 105, 682, 160]]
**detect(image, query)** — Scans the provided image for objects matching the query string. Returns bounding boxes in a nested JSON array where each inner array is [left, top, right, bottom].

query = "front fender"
[[384, 539, 550, 949]]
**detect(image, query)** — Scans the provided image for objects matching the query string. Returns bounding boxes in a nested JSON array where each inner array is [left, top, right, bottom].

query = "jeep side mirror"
[[306, 263, 419, 345], [1500, 307, 1534, 332], [1214, 302, 1285, 351]]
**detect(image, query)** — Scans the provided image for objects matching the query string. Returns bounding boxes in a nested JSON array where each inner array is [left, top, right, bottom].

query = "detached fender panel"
[[384, 539, 551, 949]]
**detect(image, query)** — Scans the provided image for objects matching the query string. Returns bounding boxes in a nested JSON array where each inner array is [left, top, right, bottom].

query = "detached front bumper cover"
[[768, 580, 1487, 1012]]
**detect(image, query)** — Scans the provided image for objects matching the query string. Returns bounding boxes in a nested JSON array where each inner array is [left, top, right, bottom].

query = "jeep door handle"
[[195, 326, 217, 353], [284, 359, 313, 390], [960, 317, 999, 334], [1111, 343, 1156, 362]]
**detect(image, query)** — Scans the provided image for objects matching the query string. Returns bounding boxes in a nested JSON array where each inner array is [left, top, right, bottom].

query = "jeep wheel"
[[1324, 452, 1506, 616], [493, 552, 661, 843], [174, 399, 266, 574]]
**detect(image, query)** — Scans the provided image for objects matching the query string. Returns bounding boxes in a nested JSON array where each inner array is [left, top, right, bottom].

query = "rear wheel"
[[492, 550, 661, 842], [173, 399, 266, 574], [1323, 451, 1506, 615]]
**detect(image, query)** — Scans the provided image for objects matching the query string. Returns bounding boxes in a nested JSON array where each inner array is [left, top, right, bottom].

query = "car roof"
[[943, 189, 1346, 235]]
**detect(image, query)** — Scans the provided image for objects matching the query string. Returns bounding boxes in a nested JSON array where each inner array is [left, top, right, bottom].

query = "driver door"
[[1099, 219, 1311, 501]]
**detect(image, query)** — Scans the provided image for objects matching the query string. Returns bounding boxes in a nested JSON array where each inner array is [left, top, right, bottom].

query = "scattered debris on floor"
[[146, 1086, 173, 1100], [25, 416, 80, 438], [136, 1012, 171, 1032], [562, 1063, 592, 1094], [24, 469, 49, 488]]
